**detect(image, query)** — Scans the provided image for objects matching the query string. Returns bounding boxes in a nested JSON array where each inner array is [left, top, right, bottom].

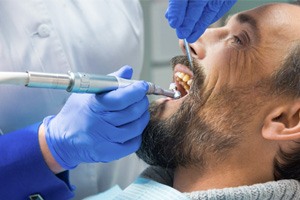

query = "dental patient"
[[87, 2, 300, 200], [137, 2, 300, 199]]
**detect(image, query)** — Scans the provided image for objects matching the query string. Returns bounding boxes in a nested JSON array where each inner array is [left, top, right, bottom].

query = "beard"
[[136, 56, 262, 169]]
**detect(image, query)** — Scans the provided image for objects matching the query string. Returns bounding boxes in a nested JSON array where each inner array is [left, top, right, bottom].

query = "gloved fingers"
[[176, 0, 208, 39], [58, 93, 90, 115], [95, 136, 142, 163], [101, 96, 149, 127], [187, 1, 224, 43], [109, 65, 133, 79], [211, 0, 237, 24], [102, 110, 150, 143], [93, 81, 149, 111], [165, 0, 188, 29]]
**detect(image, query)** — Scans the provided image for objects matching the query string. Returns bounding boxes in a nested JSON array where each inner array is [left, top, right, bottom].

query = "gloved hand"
[[166, 0, 237, 43], [42, 66, 150, 169]]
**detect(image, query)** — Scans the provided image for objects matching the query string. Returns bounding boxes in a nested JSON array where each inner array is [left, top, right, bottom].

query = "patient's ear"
[[262, 102, 300, 141]]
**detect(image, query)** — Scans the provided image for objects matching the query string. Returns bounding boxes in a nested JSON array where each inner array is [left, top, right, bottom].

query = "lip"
[[174, 64, 194, 77], [154, 93, 187, 119]]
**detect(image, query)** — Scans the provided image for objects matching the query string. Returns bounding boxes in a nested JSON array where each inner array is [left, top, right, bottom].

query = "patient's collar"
[[184, 179, 300, 200], [141, 166, 300, 200]]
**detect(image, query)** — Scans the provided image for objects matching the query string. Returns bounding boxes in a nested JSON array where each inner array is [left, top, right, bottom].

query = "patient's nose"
[[179, 39, 206, 60]]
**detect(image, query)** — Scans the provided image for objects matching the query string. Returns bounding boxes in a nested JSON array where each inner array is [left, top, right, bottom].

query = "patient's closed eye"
[[232, 35, 242, 45]]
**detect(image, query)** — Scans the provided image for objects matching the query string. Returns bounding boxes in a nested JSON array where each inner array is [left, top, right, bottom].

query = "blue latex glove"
[[43, 66, 150, 169], [166, 0, 237, 43]]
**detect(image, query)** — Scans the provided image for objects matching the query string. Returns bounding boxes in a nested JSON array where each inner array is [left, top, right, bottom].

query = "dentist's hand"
[[166, 0, 237, 43], [42, 66, 150, 170]]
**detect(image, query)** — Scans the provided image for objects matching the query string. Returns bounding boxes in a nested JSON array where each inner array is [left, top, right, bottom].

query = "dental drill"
[[0, 71, 181, 99]]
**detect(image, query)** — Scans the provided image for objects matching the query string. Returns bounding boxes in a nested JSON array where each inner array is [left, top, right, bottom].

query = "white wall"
[[140, 0, 181, 101]]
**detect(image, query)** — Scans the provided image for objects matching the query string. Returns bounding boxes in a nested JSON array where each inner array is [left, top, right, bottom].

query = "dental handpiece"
[[0, 71, 181, 99]]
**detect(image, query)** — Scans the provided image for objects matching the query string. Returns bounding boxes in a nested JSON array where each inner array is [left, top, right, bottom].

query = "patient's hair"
[[271, 43, 300, 181]]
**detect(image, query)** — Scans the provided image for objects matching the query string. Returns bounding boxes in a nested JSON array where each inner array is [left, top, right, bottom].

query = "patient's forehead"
[[242, 3, 300, 41]]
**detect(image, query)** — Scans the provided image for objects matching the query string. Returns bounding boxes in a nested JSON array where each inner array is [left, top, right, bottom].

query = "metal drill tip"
[[169, 82, 177, 90], [147, 82, 181, 99], [168, 82, 181, 99], [173, 90, 181, 99]]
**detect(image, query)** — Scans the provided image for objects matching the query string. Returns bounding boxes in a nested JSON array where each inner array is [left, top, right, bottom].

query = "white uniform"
[[0, 0, 147, 199]]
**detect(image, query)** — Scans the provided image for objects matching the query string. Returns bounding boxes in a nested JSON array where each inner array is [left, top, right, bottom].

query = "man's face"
[[137, 4, 300, 168]]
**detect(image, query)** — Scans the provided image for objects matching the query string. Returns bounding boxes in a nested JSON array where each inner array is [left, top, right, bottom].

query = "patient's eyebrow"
[[235, 13, 260, 42], [236, 13, 258, 32]]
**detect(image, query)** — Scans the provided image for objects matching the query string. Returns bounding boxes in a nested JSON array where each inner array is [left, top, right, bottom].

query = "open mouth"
[[151, 59, 194, 119], [172, 64, 193, 98]]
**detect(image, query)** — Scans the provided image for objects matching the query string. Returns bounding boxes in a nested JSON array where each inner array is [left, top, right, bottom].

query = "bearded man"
[[136, 2, 300, 199], [87, 2, 300, 200]]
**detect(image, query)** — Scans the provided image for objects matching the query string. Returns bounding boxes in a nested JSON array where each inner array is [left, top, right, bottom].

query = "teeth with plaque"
[[175, 72, 192, 92]]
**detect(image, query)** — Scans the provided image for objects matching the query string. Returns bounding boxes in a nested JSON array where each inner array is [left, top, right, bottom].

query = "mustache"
[[170, 55, 192, 70]]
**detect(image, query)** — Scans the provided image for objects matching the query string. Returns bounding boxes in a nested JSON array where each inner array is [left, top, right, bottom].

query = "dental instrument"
[[0, 71, 181, 99], [169, 82, 181, 98], [183, 39, 194, 70]]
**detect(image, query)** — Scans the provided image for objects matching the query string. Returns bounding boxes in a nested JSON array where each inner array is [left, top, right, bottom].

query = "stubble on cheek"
[[137, 54, 267, 169]]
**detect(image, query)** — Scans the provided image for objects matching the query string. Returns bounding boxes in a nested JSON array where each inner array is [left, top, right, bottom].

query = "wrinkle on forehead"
[[254, 4, 300, 40]]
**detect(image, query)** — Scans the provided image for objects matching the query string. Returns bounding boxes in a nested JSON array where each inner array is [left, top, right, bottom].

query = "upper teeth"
[[175, 72, 193, 91]]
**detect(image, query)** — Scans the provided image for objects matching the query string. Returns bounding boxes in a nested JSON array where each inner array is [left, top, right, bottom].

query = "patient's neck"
[[173, 145, 276, 192]]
